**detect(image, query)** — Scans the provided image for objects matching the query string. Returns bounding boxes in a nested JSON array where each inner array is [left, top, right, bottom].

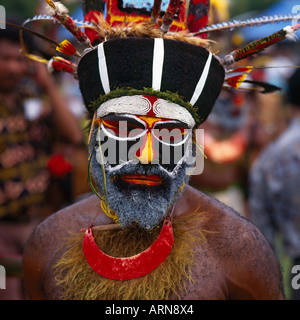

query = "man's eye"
[[153, 127, 189, 145], [102, 120, 145, 139]]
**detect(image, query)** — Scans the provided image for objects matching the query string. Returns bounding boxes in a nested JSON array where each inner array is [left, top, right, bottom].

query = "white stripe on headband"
[[190, 51, 212, 106], [97, 95, 195, 128], [98, 43, 110, 94], [152, 38, 164, 91]]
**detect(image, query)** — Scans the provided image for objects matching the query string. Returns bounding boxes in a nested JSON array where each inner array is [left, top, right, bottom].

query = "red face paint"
[[120, 174, 164, 186]]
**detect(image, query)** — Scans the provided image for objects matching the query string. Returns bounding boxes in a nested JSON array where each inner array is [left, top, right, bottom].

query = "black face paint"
[[97, 114, 191, 172], [89, 115, 195, 229]]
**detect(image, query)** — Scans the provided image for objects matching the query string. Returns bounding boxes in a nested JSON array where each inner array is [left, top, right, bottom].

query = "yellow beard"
[[54, 209, 209, 300]]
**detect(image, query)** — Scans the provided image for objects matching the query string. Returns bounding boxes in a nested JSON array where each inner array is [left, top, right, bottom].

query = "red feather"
[[228, 66, 253, 74], [161, 0, 182, 33], [225, 74, 247, 89], [84, 10, 102, 44], [48, 57, 77, 75], [56, 40, 77, 56]]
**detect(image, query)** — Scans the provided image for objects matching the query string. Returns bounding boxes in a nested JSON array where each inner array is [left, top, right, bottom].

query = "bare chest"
[[43, 244, 228, 300]]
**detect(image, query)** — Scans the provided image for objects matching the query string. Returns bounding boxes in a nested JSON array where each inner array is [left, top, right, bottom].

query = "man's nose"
[[136, 131, 157, 164]]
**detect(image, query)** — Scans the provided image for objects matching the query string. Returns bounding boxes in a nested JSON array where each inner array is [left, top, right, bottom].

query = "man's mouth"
[[120, 174, 164, 186]]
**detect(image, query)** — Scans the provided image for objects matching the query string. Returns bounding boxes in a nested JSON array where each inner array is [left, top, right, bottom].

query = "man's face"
[[90, 95, 195, 229], [0, 39, 28, 93]]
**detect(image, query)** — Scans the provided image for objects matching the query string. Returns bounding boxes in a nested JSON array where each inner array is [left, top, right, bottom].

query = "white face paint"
[[89, 96, 196, 228], [95, 113, 194, 174], [96, 95, 196, 128]]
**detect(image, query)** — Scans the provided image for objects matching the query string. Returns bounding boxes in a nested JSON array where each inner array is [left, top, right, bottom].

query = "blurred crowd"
[[0, 13, 91, 299], [0, 0, 300, 300], [190, 36, 300, 300]]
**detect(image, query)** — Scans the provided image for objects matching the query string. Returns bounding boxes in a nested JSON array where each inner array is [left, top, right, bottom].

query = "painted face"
[[98, 113, 191, 172], [89, 95, 195, 229]]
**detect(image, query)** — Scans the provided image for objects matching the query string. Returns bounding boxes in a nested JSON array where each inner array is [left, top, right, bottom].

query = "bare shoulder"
[[182, 186, 284, 299], [23, 194, 109, 299], [25, 194, 101, 252]]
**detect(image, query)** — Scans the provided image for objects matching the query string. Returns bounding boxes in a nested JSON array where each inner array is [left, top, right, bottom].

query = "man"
[[249, 68, 300, 300], [0, 19, 83, 299], [22, 11, 284, 299]]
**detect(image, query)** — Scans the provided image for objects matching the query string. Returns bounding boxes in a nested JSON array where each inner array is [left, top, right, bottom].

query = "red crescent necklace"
[[82, 219, 174, 281]]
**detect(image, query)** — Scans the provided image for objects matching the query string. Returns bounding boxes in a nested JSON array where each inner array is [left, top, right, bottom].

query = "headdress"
[[18, 0, 300, 128], [18, 0, 300, 283]]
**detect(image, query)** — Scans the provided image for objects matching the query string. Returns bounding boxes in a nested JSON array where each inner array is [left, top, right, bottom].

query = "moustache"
[[106, 161, 176, 182]]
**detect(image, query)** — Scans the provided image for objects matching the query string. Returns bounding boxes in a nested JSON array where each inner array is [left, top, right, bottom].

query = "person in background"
[[189, 89, 250, 216], [249, 67, 300, 300], [0, 18, 84, 300]]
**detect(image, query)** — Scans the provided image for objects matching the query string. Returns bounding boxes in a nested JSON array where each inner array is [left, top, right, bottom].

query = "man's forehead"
[[97, 95, 196, 128]]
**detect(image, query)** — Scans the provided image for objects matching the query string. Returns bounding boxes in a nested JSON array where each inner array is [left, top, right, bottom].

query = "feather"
[[161, 0, 182, 33], [45, 0, 56, 10], [5, 21, 81, 57], [151, 0, 162, 23], [48, 56, 77, 76], [83, 10, 102, 44], [23, 15, 54, 25], [227, 65, 300, 74], [23, 52, 78, 77], [284, 22, 300, 41], [226, 66, 254, 74], [45, 0, 68, 15], [193, 14, 297, 35], [225, 74, 248, 89], [23, 15, 90, 26], [222, 22, 300, 66], [56, 40, 81, 57], [44, 0, 91, 47], [242, 80, 281, 93]]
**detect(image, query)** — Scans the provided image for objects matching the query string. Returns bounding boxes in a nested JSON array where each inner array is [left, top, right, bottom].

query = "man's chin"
[[105, 181, 171, 229], [90, 147, 189, 229]]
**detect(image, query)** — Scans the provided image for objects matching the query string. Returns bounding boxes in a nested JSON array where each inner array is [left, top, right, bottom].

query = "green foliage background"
[[229, 0, 280, 18], [1, 0, 39, 19]]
